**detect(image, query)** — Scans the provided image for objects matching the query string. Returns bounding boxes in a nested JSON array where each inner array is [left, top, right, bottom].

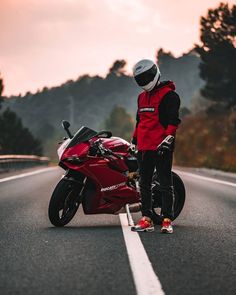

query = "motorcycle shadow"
[[45, 224, 121, 232]]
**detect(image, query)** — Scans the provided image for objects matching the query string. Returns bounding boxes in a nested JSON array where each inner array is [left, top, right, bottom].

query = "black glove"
[[131, 137, 137, 145], [129, 143, 136, 153], [157, 135, 175, 156], [128, 137, 137, 154]]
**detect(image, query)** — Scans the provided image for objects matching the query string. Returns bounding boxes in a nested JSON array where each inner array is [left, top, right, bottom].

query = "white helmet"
[[133, 59, 161, 91]]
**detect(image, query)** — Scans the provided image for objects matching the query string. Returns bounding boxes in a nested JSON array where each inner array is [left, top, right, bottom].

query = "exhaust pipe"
[[114, 202, 141, 215], [128, 202, 142, 212]]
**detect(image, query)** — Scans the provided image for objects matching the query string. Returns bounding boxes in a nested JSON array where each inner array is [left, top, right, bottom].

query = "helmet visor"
[[134, 64, 157, 87]]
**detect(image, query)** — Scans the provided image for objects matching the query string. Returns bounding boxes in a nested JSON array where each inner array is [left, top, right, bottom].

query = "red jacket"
[[133, 81, 180, 151]]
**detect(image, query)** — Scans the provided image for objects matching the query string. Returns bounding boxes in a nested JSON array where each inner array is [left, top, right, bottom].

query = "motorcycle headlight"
[[64, 156, 87, 164]]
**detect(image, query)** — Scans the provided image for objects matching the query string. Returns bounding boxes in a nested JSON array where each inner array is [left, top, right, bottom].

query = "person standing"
[[130, 59, 181, 234]]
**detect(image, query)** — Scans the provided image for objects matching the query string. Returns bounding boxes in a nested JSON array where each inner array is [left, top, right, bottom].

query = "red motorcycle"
[[48, 121, 185, 227]]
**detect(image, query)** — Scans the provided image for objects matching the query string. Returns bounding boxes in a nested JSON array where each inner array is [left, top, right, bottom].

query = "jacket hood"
[[157, 80, 176, 91]]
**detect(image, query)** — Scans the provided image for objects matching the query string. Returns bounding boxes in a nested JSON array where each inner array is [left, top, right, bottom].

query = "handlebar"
[[90, 139, 123, 159]]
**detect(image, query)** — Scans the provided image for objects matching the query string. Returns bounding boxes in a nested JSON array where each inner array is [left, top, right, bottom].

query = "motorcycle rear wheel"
[[48, 179, 83, 227], [152, 171, 186, 225]]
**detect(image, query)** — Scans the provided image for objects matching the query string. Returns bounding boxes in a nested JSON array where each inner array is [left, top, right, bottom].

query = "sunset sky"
[[1, 0, 235, 96]]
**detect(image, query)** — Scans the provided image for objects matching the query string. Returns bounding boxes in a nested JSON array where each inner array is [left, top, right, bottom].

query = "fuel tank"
[[102, 137, 130, 156]]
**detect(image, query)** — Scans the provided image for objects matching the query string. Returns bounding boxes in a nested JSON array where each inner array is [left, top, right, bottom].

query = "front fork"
[[62, 173, 87, 207], [77, 177, 87, 202]]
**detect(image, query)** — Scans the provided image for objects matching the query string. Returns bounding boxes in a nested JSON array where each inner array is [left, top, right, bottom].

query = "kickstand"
[[125, 204, 134, 227]]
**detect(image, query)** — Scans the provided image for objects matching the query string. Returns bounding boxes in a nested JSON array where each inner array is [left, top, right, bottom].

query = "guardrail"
[[0, 155, 50, 173]]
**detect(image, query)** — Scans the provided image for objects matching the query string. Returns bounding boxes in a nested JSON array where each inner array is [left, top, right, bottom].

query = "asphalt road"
[[0, 167, 235, 295]]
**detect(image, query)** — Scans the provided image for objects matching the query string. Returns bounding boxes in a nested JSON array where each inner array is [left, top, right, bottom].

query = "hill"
[[2, 50, 203, 157]]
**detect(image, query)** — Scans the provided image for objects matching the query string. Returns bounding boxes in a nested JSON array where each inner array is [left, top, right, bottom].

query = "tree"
[[0, 76, 43, 155], [180, 107, 191, 118], [195, 3, 236, 109], [0, 108, 43, 155], [156, 48, 174, 67], [108, 59, 127, 76], [104, 105, 134, 141], [156, 48, 204, 108]]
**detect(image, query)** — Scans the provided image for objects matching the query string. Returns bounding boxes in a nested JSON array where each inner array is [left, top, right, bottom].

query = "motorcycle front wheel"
[[48, 178, 83, 227]]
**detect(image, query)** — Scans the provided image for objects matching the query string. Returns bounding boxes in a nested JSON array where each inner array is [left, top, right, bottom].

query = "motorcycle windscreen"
[[67, 126, 98, 148]]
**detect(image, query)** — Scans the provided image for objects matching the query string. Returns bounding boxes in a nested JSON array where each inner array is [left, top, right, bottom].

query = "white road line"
[[174, 170, 236, 188], [119, 213, 165, 295], [0, 167, 58, 183]]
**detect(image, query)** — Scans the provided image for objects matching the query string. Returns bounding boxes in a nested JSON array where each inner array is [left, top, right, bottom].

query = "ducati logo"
[[101, 182, 126, 192]]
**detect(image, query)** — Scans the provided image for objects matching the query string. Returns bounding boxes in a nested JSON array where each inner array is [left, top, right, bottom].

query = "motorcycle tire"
[[48, 179, 83, 227], [152, 171, 186, 225]]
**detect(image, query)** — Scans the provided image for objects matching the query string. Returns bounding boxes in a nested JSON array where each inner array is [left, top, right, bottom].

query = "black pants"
[[137, 150, 174, 220]]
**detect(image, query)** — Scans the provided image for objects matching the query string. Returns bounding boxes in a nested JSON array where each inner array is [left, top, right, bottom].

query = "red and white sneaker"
[[161, 218, 173, 234], [131, 217, 154, 232]]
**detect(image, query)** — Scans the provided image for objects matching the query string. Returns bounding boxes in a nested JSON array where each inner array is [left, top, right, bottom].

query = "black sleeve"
[[136, 111, 140, 125], [161, 91, 181, 127], [131, 111, 139, 145]]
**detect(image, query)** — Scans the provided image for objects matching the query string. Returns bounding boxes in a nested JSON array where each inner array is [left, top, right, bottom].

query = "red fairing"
[[59, 135, 139, 215], [62, 142, 89, 160], [102, 137, 130, 156], [135, 82, 175, 150], [80, 158, 138, 214]]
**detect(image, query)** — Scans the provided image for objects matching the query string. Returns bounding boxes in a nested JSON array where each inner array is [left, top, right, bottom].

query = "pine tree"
[[0, 108, 43, 155], [108, 60, 127, 76], [0, 76, 43, 155], [195, 3, 236, 109]]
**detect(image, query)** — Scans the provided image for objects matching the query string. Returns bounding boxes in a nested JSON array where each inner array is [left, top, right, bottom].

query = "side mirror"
[[62, 120, 70, 130], [61, 120, 73, 139]]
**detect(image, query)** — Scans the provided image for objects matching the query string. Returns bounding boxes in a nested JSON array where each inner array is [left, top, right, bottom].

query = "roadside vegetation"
[[175, 112, 236, 171], [175, 2, 236, 172]]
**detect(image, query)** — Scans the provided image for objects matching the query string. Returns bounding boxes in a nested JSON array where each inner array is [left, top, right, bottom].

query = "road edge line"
[[119, 213, 165, 295], [174, 170, 236, 188], [0, 167, 58, 183]]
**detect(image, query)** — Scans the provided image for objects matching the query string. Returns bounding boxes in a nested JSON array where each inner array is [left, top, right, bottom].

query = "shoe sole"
[[161, 229, 173, 234], [131, 226, 155, 232]]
